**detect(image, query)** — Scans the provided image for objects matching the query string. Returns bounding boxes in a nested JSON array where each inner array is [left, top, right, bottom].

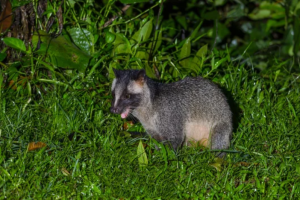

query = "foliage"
[[0, 0, 300, 198]]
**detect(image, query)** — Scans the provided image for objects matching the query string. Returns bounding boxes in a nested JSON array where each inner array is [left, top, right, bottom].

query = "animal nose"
[[110, 107, 119, 114]]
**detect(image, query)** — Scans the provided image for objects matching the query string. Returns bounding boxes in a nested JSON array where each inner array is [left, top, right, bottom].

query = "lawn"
[[1, 0, 300, 199]]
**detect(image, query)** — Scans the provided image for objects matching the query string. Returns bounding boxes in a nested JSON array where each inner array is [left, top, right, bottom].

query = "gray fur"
[[110, 69, 232, 155]]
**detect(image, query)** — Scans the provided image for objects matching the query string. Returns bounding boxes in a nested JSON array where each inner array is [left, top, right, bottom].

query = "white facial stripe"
[[114, 87, 121, 107], [112, 78, 120, 107], [111, 78, 117, 91], [127, 81, 143, 94]]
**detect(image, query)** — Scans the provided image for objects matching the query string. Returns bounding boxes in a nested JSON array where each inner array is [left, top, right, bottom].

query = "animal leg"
[[211, 122, 232, 157]]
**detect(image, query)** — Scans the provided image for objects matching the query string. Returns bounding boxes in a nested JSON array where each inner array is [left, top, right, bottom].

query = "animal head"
[[110, 69, 146, 118]]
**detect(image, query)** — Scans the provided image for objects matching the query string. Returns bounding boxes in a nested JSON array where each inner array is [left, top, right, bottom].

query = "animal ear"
[[135, 69, 146, 85], [113, 69, 121, 78]]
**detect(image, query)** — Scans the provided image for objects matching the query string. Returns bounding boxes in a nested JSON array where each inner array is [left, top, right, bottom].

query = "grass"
[[1, 55, 300, 199]]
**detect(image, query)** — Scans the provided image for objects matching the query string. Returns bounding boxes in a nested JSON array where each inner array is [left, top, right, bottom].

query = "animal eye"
[[125, 94, 130, 99]]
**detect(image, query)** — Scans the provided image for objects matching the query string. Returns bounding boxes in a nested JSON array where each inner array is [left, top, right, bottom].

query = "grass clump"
[[1, 60, 300, 199]]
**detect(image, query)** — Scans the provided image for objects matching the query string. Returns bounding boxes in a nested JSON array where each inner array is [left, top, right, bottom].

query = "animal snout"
[[110, 107, 120, 114]]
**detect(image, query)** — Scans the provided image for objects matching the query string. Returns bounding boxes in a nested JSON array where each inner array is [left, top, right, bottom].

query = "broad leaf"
[[3, 37, 26, 52], [191, 44, 208, 72], [0, 53, 7, 62], [179, 37, 191, 68], [132, 19, 153, 59], [137, 140, 148, 167], [32, 31, 91, 72], [105, 31, 116, 44], [249, 9, 271, 20], [266, 19, 285, 32], [145, 62, 156, 79], [68, 28, 94, 55], [196, 44, 208, 57], [132, 19, 153, 43], [113, 33, 132, 55], [175, 16, 187, 30]]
